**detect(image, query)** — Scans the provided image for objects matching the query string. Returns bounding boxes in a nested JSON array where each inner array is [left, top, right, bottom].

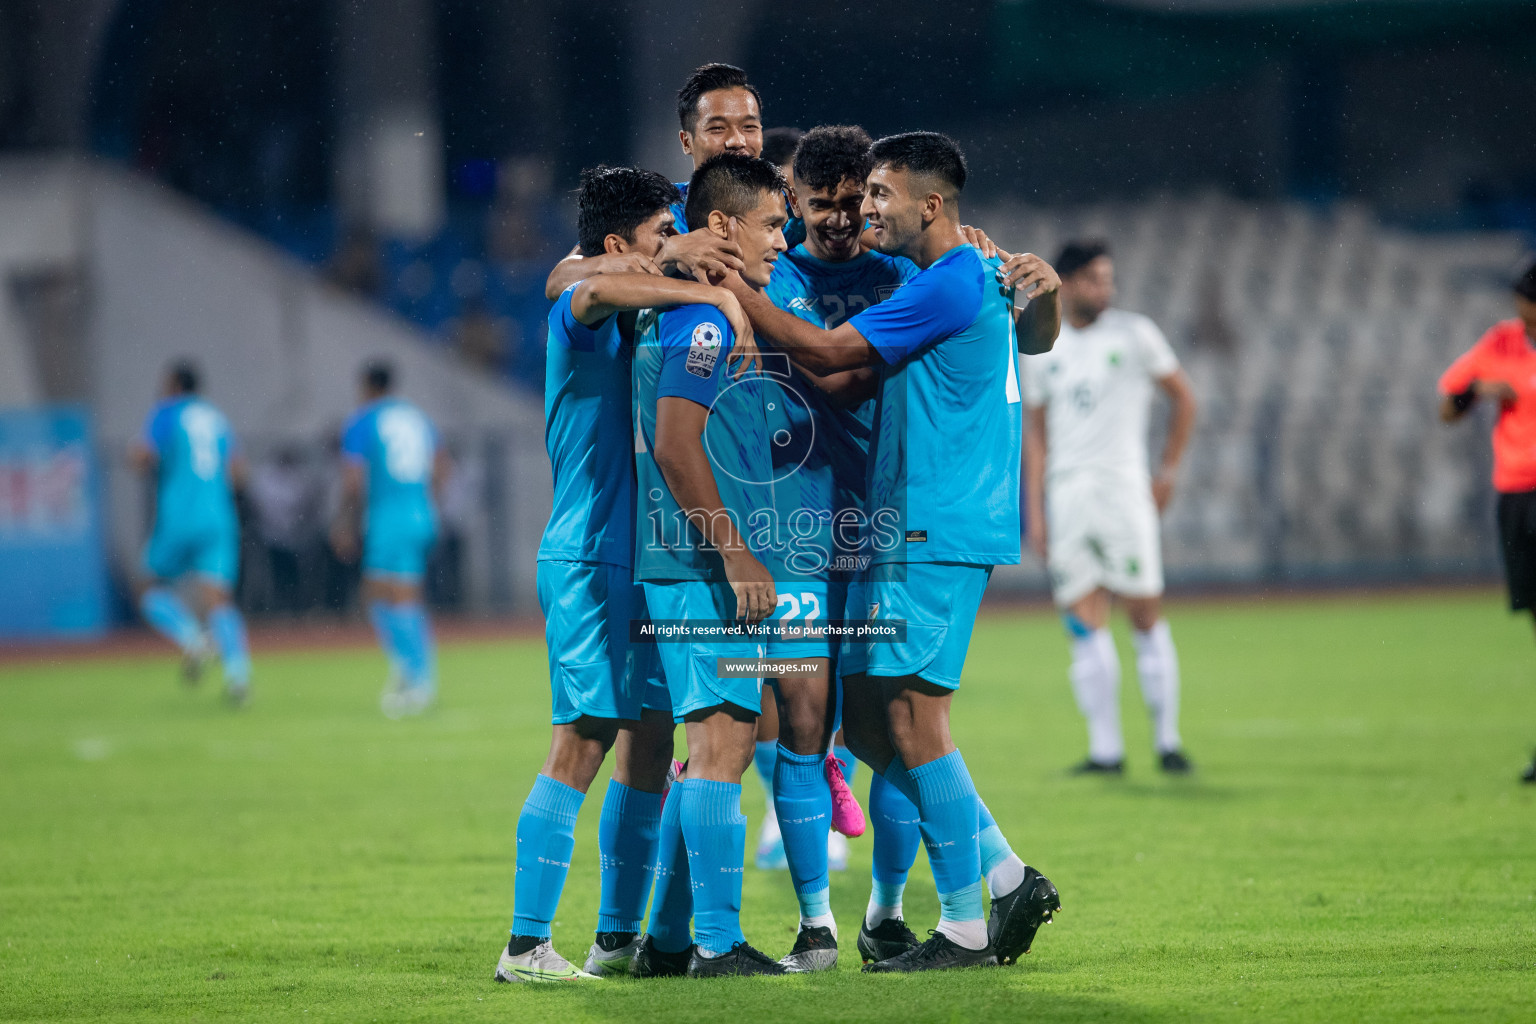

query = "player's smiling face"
[[802, 177, 865, 263], [714, 189, 788, 289], [860, 165, 922, 258], [681, 88, 763, 167]]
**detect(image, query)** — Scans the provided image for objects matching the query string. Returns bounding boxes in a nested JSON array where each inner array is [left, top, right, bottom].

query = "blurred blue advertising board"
[[0, 407, 109, 640]]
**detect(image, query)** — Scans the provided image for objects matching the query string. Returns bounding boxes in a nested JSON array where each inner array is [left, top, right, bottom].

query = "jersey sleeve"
[[551, 285, 603, 350], [1136, 316, 1180, 379], [849, 249, 985, 365], [340, 411, 371, 464], [1438, 330, 1496, 395], [655, 305, 736, 408]]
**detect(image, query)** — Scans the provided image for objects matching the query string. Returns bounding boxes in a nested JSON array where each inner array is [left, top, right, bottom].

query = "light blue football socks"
[[774, 745, 833, 928], [679, 779, 747, 956], [207, 604, 250, 685], [908, 751, 987, 949], [140, 587, 202, 652], [511, 774, 583, 939], [866, 770, 922, 928], [646, 782, 693, 953], [596, 781, 662, 935]]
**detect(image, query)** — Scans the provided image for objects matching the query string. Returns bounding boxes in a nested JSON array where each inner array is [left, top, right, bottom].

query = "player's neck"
[[908, 220, 969, 270]]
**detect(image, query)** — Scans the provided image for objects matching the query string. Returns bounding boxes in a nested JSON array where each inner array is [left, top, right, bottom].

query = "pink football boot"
[[825, 752, 866, 837]]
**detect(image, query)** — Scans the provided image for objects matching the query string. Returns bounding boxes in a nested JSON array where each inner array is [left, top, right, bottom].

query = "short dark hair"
[[793, 124, 874, 194], [761, 127, 803, 169], [168, 359, 199, 394], [676, 63, 763, 134], [1055, 240, 1112, 279], [575, 165, 681, 258], [363, 358, 394, 393], [869, 131, 967, 197], [684, 153, 785, 232], [1515, 257, 1536, 302]]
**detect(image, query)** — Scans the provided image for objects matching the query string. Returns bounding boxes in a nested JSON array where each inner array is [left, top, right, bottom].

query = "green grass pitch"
[[2, 590, 1535, 1022]]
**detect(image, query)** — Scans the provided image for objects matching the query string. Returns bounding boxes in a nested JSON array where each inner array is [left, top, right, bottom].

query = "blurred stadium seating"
[[985, 194, 1528, 590]]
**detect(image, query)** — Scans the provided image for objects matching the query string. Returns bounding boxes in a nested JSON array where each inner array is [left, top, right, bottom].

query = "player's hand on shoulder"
[[960, 224, 1000, 259], [722, 549, 776, 623], [998, 253, 1061, 301], [660, 231, 745, 285]]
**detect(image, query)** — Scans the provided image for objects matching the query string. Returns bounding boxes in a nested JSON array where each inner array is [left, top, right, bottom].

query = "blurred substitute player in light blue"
[[130, 359, 252, 705], [493, 165, 757, 984], [629, 153, 789, 979], [754, 123, 922, 971], [332, 359, 448, 718], [726, 132, 1065, 972]]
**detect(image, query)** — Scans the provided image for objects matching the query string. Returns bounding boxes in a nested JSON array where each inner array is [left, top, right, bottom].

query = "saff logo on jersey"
[[686, 322, 723, 378]]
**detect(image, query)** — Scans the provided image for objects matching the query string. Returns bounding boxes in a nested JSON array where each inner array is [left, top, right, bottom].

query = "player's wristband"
[[1451, 386, 1476, 414]]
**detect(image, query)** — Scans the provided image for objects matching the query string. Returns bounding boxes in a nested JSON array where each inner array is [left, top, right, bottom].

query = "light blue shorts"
[[766, 579, 846, 661], [363, 520, 437, 580], [539, 560, 671, 724], [143, 524, 238, 587], [839, 575, 871, 678], [642, 579, 764, 721], [864, 562, 993, 690]]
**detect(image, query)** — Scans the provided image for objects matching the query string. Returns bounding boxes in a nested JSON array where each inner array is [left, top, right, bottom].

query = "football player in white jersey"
[[1022, 240, 1198, 774]]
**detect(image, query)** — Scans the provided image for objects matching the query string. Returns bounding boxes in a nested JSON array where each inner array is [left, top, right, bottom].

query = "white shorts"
[[1045, 472, 1164, 607]]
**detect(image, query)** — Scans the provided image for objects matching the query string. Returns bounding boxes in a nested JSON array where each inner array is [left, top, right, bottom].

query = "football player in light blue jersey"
[[334, 360, 447, 718], [726, 132, 1065, 973], [542, 63, 763, 304], [753, 123, 928, 970], [631, 153, 790, 979], [131, 360, 252, 704], [495, 166, 758, 985]]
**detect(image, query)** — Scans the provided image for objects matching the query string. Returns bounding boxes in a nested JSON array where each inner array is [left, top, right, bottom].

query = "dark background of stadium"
[[2, 0, 1533, 232]]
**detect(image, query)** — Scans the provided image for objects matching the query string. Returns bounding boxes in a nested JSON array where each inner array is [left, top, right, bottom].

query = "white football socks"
[[1070, 627, 1124, 764], [1133, 619, 1182, 753], [935, 918, 989, 950], [986, 854, 1027, 900]]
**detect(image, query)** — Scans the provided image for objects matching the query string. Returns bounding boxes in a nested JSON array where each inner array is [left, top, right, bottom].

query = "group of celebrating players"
[[497, 60, 1198, 982], [129, 56, 1206, 984]]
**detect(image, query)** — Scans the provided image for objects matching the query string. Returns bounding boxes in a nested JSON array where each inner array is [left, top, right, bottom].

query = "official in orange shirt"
[[1438, 257, 1536, 783]]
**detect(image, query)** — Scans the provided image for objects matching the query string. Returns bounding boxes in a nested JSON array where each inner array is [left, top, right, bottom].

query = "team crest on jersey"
[[869, 602, 880, 620], [686, 322, 723, 378]]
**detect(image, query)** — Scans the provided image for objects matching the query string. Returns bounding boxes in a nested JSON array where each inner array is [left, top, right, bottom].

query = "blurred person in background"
[[1437, 257, 1536, 784], [1023, 240, 1198, 776], [249, 443, 320, 616], [130, 359, 253, 705], [332, 359, 449, 718]]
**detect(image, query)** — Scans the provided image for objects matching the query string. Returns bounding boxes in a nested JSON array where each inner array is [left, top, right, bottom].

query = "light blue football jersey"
[[341, 397, 439, 538], [142, 397, 237, 535], [539, 286, 635, 566], [762, 246, 918, 577], [849, 244, 1023, 567], [632, 302, 780, 582]]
